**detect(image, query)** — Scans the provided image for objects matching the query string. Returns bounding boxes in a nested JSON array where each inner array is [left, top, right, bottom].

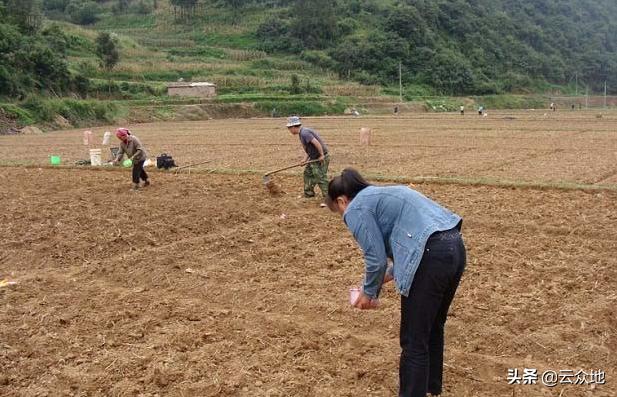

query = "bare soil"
[[0, 110, 615, 187], [1, 111, 616, 396]]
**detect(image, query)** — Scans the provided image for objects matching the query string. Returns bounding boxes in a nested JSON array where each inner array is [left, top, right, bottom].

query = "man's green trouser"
[[303, 154, 330, 198]]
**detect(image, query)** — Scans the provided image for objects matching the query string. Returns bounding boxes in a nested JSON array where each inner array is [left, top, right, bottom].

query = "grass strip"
[[1, 164, 616, 192]]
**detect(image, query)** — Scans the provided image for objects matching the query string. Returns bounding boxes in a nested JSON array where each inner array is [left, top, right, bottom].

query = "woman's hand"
[[354, 292, 378, 310]]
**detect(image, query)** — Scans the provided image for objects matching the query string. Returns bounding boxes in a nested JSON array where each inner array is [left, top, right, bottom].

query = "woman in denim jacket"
[[326, 168, 466, 397]]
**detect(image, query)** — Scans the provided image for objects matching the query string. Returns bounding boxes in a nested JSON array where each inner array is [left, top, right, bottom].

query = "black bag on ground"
[[156, 153, 177, 169]]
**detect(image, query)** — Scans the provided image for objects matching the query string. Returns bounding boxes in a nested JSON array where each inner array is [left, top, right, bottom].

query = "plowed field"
[[1, 111, 615, 396]]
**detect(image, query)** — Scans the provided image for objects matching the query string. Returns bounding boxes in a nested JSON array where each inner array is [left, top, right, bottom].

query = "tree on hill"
[[66, 1, 102, 25], [95, 32, 119, 97], [329, 32, 410, 85], [2, 0, 43, 32], [0, 3, 76, 98], [291, 0, 338, 49], [112, 0, 131, 14], [95, 32, 120, 72], [112, 0, 154, 15]]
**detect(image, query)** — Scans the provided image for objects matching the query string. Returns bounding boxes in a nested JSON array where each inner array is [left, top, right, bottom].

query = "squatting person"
[[113, 128, 150, 190], [286, 116, 330, 204], [326, 168, 466, 397]]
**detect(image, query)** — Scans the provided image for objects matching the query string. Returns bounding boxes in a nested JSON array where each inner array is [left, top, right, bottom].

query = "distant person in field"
[[286, 116, 330, 204], [326, 168, 466, 397], [113, 128, 150, 191], [478, 106, 484, 115], [394, 105, 399, 115], [550, 102, 556, 112], [460, 105, 464, 115]]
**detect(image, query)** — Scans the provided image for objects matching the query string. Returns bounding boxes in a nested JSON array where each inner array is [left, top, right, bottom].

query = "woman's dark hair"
[[326, 168, 371, 206]]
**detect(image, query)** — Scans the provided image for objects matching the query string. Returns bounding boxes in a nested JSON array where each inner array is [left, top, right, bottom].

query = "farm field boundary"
[[1, 163, 616, 193]]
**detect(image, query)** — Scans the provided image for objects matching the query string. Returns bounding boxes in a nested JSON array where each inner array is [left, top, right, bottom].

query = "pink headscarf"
[[115, 128, 130, 140]]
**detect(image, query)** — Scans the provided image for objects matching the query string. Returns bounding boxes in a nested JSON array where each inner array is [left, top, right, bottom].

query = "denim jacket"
[[343, 185, 462, 298]]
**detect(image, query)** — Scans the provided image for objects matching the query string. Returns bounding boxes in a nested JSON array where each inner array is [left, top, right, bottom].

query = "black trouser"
[[399, 228, 466, 397], [132, 160, 148, 184]]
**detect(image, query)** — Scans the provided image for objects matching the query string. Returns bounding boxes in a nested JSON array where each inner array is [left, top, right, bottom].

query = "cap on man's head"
[[286, 116, 302, 128]]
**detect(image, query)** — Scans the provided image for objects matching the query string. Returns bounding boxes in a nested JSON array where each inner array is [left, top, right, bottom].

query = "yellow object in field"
[[0, 279, 18, 288]]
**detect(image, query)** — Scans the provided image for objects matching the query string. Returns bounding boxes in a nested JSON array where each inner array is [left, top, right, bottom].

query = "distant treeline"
[[253, 0, 617, 94], [2, 0, 617, 98]]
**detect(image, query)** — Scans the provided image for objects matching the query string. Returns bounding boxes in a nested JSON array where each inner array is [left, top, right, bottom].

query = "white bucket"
[[89, 148, 102, 166], [102, 131, 111, 145]]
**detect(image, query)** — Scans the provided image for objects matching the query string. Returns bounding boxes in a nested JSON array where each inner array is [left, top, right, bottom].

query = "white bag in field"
[[360, 127, 372, 145]]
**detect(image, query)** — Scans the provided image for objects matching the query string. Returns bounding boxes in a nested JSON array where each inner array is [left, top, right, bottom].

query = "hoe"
[[263, 159, 319, 195]]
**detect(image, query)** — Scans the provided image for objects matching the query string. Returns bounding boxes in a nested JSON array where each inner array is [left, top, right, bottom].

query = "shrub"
[[300, 51, 335, 69], [77, 60, 98, 77], [67, 1, 102, 25], [290, 74, 301, 94], [131, 0, 154, 15], [22, 97, 56, 122], [72, 74, 90, 98], [0, 104, 35, 125]]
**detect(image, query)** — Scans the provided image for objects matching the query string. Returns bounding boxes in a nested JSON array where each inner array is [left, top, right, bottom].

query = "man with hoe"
[[286, 116, 330, 205]]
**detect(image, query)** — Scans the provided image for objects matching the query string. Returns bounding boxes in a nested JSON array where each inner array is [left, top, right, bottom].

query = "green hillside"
[[1, 0, 616, 130]]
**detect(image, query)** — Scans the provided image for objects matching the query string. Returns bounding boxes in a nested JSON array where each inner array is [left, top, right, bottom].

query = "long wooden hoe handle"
[[174, 160, 211, 174], [264, 159, 320, 176]]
